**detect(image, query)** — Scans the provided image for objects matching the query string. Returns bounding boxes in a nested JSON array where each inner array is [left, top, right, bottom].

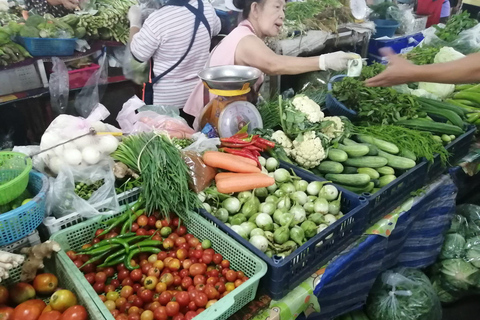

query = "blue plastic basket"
[[425, 125, 476, 183], [199, 162, 369, 300], [373, 19, 400, 38], [17, 37, 77, 57], [0, 171, 48, 246], [325, 75, 357, 119]]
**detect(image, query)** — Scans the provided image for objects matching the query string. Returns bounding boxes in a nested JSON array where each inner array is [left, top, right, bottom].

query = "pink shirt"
[[183, 19, 264, 128]]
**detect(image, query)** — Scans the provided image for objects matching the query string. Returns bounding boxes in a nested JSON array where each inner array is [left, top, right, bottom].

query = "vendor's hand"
[[47, 0, 78, 10], [365, 48, 418, 87], [319, 51, 360, 71], [128, 5, 142, 29]]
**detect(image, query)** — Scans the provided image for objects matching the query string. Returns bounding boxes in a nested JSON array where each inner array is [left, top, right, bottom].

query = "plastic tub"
[[325, 75, 357, 119], [0, 151, 32, 205], [199, 162, 369, 300], [51, 204, 267, 320], [373, 19, 400, 38], [68, 63, 100, 89], [17, 37, 77, 57]]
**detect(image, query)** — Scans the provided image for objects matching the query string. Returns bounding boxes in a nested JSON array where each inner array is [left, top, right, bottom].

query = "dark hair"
[[233, 0, 264, 19]]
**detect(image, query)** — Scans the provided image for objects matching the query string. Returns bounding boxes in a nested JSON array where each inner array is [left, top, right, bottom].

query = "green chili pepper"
[[97, 253, 127, 268], [79, 234, 137, 253], [80, 250, 111, 268], [125, 247, 161, 270], [102, 238, 159, 265], [102, 198, 144, 226], [120, 209, 146, 235]]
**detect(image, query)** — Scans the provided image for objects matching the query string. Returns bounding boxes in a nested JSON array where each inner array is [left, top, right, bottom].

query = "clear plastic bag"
[[49, 57, 70, 114], [422, 24, 480, 54], [121, 46, 149, 85], [183, 132, 220, 153], [116, 96, 195, 137], [47, 160, 119, 218], [366, 267, 442, 320], [74, 50, 108, 118], [182, 150, 217, 193]]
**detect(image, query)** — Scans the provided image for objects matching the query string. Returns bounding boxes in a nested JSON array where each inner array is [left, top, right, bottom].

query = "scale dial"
[[217, 101, 263, 138], [350, 0, 367, 20]]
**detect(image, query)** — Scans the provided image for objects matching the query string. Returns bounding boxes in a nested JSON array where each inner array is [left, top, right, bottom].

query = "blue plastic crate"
[[0, 171, 48, 246], [17, 37, 77, 57], [199, 162, 369, 300], [368, 32, 424, 57], [425, 125, 476, 183], [325, 75, 357, 119]]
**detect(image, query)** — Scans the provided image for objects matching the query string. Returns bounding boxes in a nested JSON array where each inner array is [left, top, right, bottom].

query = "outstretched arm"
[[366, 48, 480, 87]]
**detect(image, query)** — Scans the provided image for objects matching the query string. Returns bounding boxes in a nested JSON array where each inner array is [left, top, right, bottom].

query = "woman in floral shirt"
[[25, 0, 77, 17]]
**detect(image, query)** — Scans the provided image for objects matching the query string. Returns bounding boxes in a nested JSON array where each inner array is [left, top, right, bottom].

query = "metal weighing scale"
[[198, 65, 264, 138]]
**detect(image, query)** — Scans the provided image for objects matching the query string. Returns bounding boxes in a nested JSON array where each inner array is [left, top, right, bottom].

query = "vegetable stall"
[[1, 4, 480, 320]]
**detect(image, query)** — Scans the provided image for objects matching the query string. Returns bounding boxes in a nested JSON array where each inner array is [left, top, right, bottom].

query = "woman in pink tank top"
[[184, 0, 360, 128]]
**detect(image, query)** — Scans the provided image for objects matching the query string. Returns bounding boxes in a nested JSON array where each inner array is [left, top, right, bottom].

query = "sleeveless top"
[[183, 19, 264, 128]]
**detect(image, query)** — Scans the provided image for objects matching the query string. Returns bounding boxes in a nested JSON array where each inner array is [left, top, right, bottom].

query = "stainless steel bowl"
[[198, 65, 262, 91]]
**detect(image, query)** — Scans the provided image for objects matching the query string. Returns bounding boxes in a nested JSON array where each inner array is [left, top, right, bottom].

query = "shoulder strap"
[[150, 0, 211, 84]]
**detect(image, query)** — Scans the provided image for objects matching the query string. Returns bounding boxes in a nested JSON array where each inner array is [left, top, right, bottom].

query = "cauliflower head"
[[291, 131, 326, 169], [434, 47, 465, 64], [271, 130, 293, 155], [292, 95, 324, 123], [321, 116, 344, 140]]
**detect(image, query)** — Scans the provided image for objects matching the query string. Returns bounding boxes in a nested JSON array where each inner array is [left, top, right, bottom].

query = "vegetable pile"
[[434, 11, 478, 42], [0, 25, 31, 66], [75, 180, 104, 201], [430, 204, 480, 303], [200, 157, 343, 258], [69, 204, 250, 320], [446, 84, 480, 126]]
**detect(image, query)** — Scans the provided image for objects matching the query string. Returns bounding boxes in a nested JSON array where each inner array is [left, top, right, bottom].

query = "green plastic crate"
[[3, 254, 104, 320], [51, 205, 267, 320]]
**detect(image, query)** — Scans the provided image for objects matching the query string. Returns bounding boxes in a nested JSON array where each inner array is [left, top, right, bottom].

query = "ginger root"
[[113, 162, 140, 180], [20, 241, 61, 282]]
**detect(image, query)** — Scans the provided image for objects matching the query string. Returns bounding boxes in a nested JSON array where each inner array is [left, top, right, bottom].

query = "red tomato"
[[201, 254, 212, 265], [38, 311, 61, 320], [132, 284, 142, 292], [104, 285, 115, 293], [58, 305, 87, 320], [117, 270, 130, 282], [158, 291, 172, 306], [206, 277, 218, 286], [0, 286, 8, 305], [205, 286, 218, 300], [203, 249, 214, 256], [116, 314, 128, 320], [98, 295, 107, 302], [174, 292, 189, 308], [189, 264, 206, 277], [131, 223, 139, 232], [176, 226, 187, 236], [168, 233, 179, 242], [225, 270, 237, 282], [95, 272, 107, 284], [192, 250, 202, 260], [184, 311, 196, 320], [234, 279, 243, 288], [141, 263, 153, 275], [195, 284, 205, 292], [173, 275, 182, 287], [93, 282, 105, 294], [138, 289, 154, 303], [0, 306, 13, 320], [212, 254, 223, 265], [160, 273, 173, 287], [162, 239, 174, 251], [174, 238, 186, 248], [10, 283, 36, 304], [172, 314, 184, 320], [207, 269, 219, 278], [180, 277, 192, 290], [165, 301, 179, 317], [193, 275, 205, 286], [136, 229, 147, 236], [215, 282, 226, 294], [220, 260, 230, 269], [66, 251, 77, 261], [130, 269, 143, 282], [13, 299, 46, 320], [128, 314, 140, 320], [110, 279, 120, 289], [193, 293, 207, 308], [137, 215, 148, 227], [122, 278, 134, 287], [147, 216, 157, 227], [153, 306, 167, 320]]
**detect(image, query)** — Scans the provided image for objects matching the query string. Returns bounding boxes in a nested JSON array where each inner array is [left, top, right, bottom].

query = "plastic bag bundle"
[[38, 104, 121, 175], [430, 204, 480, 303], [49, 57, 70, 114], [366, 267, 442, 320], [422, 24, 480, 54], [117, 96, 195, 138], [47, 160, 119, 218]]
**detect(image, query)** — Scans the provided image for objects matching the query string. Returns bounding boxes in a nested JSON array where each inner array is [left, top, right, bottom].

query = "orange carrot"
[[215, 172, 268, 181], [216, 174, 275, 193], [203, 151, 260, 173]]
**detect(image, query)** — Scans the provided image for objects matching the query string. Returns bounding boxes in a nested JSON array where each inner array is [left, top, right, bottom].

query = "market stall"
[[1, 1, 480, 320]]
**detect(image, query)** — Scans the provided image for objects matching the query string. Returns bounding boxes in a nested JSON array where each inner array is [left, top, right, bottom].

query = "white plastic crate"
[[42, 188, 141, 237], [0, 63, 44, 96], [0, 230, 41, 253]]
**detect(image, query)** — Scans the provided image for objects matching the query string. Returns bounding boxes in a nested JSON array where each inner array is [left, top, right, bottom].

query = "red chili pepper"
[[243, 145, 262, 152], [257, 137, 276, 149], [220, 136, 253, 144], [221, 147, 261, 168], [221, 141, 254, 148], [231, 132, 249, 139]]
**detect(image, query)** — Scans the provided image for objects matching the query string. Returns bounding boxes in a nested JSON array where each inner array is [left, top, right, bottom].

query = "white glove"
[[128, 5, 142, 29], [319, 51, 361, 71]]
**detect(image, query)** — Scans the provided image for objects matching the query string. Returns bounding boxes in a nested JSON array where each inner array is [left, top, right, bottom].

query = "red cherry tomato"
[[137, 215, 148, 227], [212, 254, 223, 265], [220, 260, 230, 269], [184, 311, 197, 320], [84, 273, 95, 284], [117, 270, 130, 282], [165, 301, 179, 317], [193, 293, 207, 308], [189, 264, 206, 277], [153, 307, 167, 320], [130, 269, 143, 282], [58, 305, 87, 320], [201, 254, 212, 265], [176, 226, 187, 236], [147, 216, 157, 227], [181, 277, 193, 290], [193, 275, 205, 286], [93, 282, 105, 294], [95, 272, 107, 284], [158, 291, 172, 306]]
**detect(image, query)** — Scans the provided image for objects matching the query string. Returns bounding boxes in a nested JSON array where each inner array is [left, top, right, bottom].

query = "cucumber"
[[399, 149, 416, 161], [336, 182, 374, 194], [325, 173, 371, 186], [363, 143, 379, 156], [377, 166, 395, 175], [317, 161, 344, 174], [358, 167, 380, 179], [372, 187, 381, 193], [379, 174, 396, 187], [395, 119, 464, 136], [343, 156, 388, 168], [337, 144, 370, 157], [342, 166, 358, 174], [421, 104, 465, 128], [356, 135, 399, 154], [377, 150, 416, 170], [327, 149, 348, 162], [343, 138, 358, 146]]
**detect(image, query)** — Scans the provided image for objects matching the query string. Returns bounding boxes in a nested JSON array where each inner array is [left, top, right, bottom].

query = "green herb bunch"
[[434, 11, 478, 42], [405, 46, 441, 65]]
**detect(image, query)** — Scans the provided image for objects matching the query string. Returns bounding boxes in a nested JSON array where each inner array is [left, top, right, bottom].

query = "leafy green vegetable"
[[439, 233, 466, 260], [369, 1, 397, 20], [437, 259, 480, 290], [434, 11, 478, 42], [405, 46, 442, 65], [257, 98, 281, 130]]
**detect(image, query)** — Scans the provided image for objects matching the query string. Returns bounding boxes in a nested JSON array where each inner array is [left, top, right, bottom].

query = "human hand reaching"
[[319, 51, 361, 71], [365, 48, 418, 87], [128, 5, 142, 28]]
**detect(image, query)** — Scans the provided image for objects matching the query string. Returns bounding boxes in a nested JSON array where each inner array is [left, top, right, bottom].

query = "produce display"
[[433, 11, 478, 42], [7, 14, 76, 39], [430, 204, 480, 303], [200, 156, 343, 257], [75, 180, 105, 201], [68, 204, 250, 320], [0, 25, 31, 65], [0, 189, 32, 213]]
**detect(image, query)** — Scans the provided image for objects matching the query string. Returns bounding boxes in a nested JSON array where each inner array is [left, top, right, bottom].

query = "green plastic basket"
[[51, 205, 267, 320], [0, 152, 32, 205], [3, 254, 104, 319]]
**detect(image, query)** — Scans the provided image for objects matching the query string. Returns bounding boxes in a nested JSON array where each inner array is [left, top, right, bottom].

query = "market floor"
[[442, 296, 480, 320]]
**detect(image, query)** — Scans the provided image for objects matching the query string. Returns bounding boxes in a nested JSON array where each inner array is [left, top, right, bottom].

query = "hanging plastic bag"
[[117, 96, 195, 137], [74, 50, 108, 118], [48, 160, 119, 218], [121, 45, 149, 85], [49, 57, 70, 114], [366, 267, 442, 320], [422, 24, 480, 54], [183, 132, 220, 153]]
